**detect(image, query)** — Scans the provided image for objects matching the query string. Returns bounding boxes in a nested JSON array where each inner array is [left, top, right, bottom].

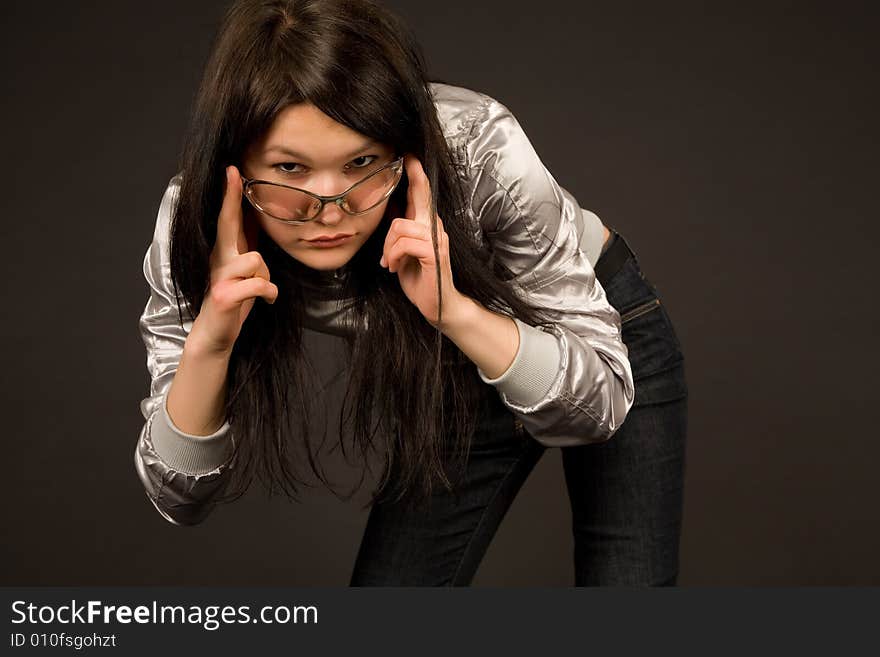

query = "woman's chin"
[[289, 247, 355, 271]]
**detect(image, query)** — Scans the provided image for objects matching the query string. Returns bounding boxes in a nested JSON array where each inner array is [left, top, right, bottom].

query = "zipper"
[[620, 298, 661, 323]]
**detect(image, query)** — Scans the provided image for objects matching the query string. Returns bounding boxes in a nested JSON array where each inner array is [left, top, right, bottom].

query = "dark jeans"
[[350, 227, 688, 586]]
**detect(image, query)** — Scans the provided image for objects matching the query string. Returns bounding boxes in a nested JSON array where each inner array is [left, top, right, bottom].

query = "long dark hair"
[[169, 0, 554, 509]]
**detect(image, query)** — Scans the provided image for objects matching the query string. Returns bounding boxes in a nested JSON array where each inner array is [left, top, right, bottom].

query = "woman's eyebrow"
[[264, 139, 377, 161]]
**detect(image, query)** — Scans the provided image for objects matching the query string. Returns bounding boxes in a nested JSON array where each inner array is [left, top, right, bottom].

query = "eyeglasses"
[[240, 155, 405, 224]]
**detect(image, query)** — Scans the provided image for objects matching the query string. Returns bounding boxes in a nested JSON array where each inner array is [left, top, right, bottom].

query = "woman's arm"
[[134, 176, 236, 526], [439, 295, 520, 380], [457, 94, 636, 447]]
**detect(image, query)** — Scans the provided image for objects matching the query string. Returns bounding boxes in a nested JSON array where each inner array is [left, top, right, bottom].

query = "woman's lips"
[[304, 234, 354, 248]]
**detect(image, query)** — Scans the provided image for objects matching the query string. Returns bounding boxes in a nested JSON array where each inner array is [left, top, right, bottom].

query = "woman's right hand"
[[189, 165, 279, 355]]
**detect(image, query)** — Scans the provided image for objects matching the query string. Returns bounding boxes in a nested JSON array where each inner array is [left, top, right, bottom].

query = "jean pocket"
[[633, 360, 687, 406], [620, 297, 662, 324], [620, 296, 685, 385]]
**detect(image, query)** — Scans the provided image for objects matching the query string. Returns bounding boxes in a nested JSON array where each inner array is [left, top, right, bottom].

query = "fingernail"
[[379, 255, 386, 267]]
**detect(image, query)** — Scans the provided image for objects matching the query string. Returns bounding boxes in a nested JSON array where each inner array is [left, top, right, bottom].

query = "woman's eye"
[[275, 162, 305, 174], [273, 155, 378, 175], [348, 155, 378, 169]]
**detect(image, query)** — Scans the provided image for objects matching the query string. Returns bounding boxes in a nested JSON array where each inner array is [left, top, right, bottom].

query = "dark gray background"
[[1, 0, 876, 585]]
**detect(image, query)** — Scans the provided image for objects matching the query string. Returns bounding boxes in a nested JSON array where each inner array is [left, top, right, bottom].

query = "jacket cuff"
[[149, 392, 234, 475], [477, 316, 561, 406]]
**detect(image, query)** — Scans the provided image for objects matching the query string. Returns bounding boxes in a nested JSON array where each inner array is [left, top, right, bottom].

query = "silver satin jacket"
[[134, 82, 636, 526]]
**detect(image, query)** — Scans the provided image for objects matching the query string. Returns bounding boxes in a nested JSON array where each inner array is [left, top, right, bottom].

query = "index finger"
[[215, 165, 248, 259], [404, 154, 432, 227]]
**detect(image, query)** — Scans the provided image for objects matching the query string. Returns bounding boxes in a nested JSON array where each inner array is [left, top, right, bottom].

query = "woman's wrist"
[[166, 331, 234, 437], [438, 294, 520, 380], [185, 319, 236, 362]]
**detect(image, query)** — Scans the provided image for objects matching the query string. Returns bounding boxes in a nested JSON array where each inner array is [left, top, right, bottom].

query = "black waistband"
[[594, 228, 634, 285]]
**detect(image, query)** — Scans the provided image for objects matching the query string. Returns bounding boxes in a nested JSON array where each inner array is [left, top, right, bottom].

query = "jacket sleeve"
[[134, 174, 236, 526], [465, 98, 636, 446]]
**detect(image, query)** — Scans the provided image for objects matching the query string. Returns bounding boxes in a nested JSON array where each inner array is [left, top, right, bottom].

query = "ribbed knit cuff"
[[149, 392, 234, 475], [477, 317, 562, 406]]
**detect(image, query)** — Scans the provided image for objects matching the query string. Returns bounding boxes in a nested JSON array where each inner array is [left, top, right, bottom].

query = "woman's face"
[[241, 102, 397, 271]]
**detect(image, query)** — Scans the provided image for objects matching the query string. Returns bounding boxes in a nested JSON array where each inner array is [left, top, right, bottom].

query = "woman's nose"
[[313, 198, 346, 225], [310, 174, 352, 224]]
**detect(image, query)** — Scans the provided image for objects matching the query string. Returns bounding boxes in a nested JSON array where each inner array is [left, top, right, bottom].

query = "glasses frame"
[[239, 155, 405, 225]]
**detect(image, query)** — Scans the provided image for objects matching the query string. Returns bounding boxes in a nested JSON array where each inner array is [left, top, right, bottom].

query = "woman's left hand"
[[380, 154, 466, 327]]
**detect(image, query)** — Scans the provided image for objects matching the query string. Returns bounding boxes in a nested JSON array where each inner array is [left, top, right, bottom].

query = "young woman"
[[134, 0, 687, 586]]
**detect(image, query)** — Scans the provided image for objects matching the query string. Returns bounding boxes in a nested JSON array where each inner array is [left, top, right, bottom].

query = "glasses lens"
[[249, 184, 320, 221], [342, 165, 400, 214]]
